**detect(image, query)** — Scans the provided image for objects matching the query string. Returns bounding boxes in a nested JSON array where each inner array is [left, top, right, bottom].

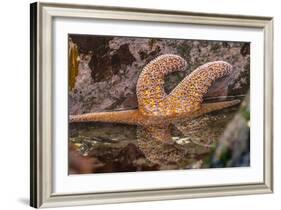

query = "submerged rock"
[[137, 126, 188, 165], [210, 94, 250, 167]]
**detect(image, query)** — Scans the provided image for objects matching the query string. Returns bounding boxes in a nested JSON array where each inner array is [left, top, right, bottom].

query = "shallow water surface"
[[69, 105, 239, 174]]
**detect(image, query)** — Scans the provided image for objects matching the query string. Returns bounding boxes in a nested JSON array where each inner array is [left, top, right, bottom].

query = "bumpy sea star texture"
[[136, 55, 233, 117]]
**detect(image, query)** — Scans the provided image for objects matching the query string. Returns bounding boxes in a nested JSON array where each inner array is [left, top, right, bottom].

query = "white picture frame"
[[30, 2, 273, 208]]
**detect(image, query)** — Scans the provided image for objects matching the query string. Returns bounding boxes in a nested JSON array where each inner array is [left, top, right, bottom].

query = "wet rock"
[[240, 43, 250, 57], [122, 94, 138, 109], [210, 94, 250, 167], [112, 143, 159, 172], [69, 144, 104, 174]]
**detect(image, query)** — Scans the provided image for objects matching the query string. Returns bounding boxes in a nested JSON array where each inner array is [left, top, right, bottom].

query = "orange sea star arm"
[[160, 61, 233, 116], [136, 54, 187, 116], [187, 99, 241, 119], [69, 109, 143, 125]]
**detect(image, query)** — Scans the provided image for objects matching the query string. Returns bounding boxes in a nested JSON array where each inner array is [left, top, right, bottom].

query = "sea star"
[[70, 54, 240, 145]]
